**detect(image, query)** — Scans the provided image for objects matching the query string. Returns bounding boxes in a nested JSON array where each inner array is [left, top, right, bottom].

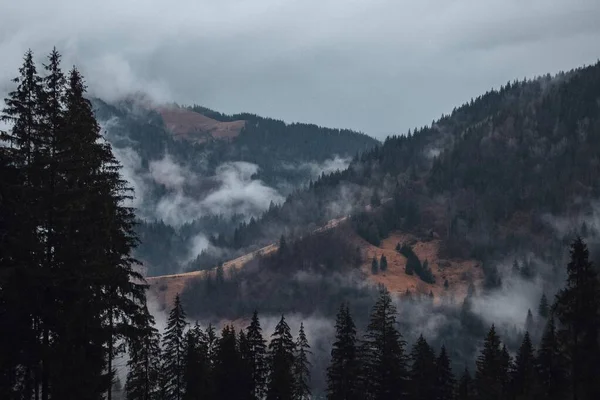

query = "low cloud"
[[109, 146, 284, 225]]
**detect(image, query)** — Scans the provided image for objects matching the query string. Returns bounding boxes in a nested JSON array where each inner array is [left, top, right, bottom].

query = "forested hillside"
[[92, 95, 378, 276], [208, 62, 600, 269]]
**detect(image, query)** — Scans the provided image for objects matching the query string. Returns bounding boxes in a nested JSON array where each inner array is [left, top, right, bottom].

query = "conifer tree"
[[0, 49, 45, 399], [1, 50, 147, 399], [246, 311, 268, 399], [538, 293, 549, 319], [475, 325, 504, 400], [360, 287, 408, 400], [238, 330, 255, 400], [511, 332, 536, 400], [372, 257, 379, 275], [554, 237, 600, 400], [293, 323, 311, 400], [525, 309, 534, 335], [326, 304, 360, 400], [267, 315, 296, 400], [162, 295, 188, 400], [183, 324, 212, 400], [436, 345, 455, 400], [535, 317, 566, 400], [457, 368, 474, 400], [125, 305, 162, 400], [409, 335, 437, 400], [215, 325, 243, 399], [380, 255, 388, 272]]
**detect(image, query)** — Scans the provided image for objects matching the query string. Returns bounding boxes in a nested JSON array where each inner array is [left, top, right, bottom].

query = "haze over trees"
[[2, 48, 600, 400]]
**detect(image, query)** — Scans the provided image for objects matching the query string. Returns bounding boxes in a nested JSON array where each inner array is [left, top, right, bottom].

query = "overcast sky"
[[2, 0, 600, 139]]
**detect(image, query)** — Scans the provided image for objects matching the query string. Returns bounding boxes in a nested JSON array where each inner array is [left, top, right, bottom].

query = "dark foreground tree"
[[293, 323, 311, 400], [125, 306, 162, 400], [436, 345, 455, 400], [511, 332, 535, 400], [535, 317, 566, 400], [326, 304, 361, 400], [267, 315, 296, 400], [360, 287, 408, 400], [246, 311, 268, 399], [162, 295, 188, 400], [409, 335, 437, 400], [553, 237, 600, 400], [0, 50, 147, 400]]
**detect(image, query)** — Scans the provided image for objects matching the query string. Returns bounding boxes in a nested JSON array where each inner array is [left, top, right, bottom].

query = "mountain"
[[145, 60, 600, 326], [92, 98, 379, 276]]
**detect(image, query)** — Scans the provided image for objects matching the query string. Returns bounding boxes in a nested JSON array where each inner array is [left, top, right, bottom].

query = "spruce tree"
[[457, 368, 474, 400], [525, 309, 534, 335], [246, 311, 268, 399], [162, 295, 188, 400], [436, 345, 455, 400], [372, 257, 379, 275], [409, 335, 437, 400], [215, 325, 243, 399], [326, 304, 360, 400], [125, 305, 162, 400], [239, 330, 256, 400], [380, 255, 388, 272], [535, 317, 566, 400], [360, 287, 408, 400], [267, 315, 296, 400], [293, 323, 311, 400], [538, 293, 549, 319], [183, 324, 213, 400], [511, 332, 535, 400], [475, 325, 504, 400], [554, 237, 600, 400]]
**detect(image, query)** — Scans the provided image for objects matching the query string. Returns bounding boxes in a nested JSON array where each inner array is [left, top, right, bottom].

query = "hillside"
[[200, 62, 600, 268], [148, 61, 600, 332], [92, 98, 379, 276]]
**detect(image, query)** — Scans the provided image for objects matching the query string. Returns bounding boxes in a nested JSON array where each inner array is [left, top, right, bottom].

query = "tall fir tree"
[[182, 324, 213, 400], [554, 237, 600, 400], [293, 323, 311, 400], [162, 295, 188, 400], [246, 311, 268, 399], [1, 50, 147, 400], [326, 303, 361, 400], [535, 317, 566, 400], [215, 325, 244, 399], [360, 287, 408, 400], [457, 368, 474, 400], [267, 315, 296, 400], [538, 293, 549, 319], [475, 325, 504, 400], [511, 332, 536, 400], [125, 305, 162, 400], [409, 335, 437, 400], [436, 345, 455, 400], [238, 330, 256, 400]]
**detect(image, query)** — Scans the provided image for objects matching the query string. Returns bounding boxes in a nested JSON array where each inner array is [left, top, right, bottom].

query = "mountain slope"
[[92, 98, 379, 276]]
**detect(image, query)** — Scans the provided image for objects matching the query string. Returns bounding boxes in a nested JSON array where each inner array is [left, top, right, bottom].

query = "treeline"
[[134, 237, 600, 400], [0, 50, 149, 399], [127, 296, 312, 400]]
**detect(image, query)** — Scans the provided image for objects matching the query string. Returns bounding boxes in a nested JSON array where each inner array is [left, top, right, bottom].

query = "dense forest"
[[143, 238, 599, 400], [203, 62, 600, 279]]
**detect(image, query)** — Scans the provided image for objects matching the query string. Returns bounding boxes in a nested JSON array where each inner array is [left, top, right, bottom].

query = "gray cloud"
[[2, 0, 600, 139]]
